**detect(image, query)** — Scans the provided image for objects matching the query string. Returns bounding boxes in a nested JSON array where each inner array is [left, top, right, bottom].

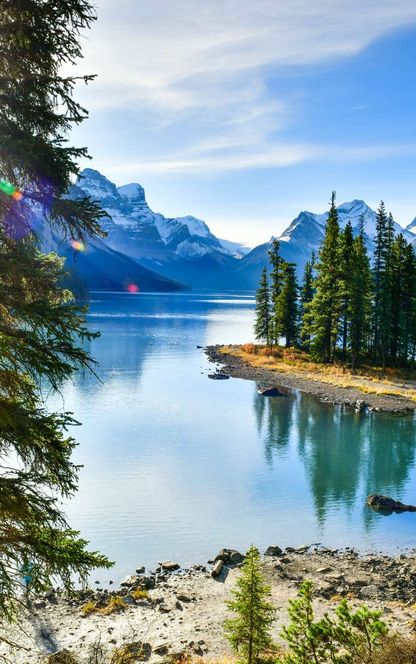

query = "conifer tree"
[[372, 203, 394, 367], [254, 267, 271, 345], [276, 262, 299, 347], [268, 238, 285, 345], [224, 546, 275, 664], [0, 0, 111, 618], [299, 254, 315, 350], [339, 221, 355, 361], [308, 192, 342, 363], [349, 220, 372, 369]]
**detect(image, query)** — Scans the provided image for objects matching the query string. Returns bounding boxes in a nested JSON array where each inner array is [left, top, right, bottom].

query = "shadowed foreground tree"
[[225, 545, 275, 664], [0, 0, 111, 619]]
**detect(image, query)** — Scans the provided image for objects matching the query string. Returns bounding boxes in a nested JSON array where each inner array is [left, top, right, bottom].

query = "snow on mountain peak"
[[175, 215, 211, 238], [76, 169, 118, 204], [117, 183, 146, 203]]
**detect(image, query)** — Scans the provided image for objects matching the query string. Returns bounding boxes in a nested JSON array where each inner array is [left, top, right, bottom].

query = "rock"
[[176, 594, 192, 603], [214, 548, 244, 564], [175, 600, 183, 611], [160, 561, 180, 572], [360, 585, 379, 599], [32, 599, 46, 609], [123, 594, 137, 605], [211, 560, 224, 578], [258, 387, 286, 397], [208, 373, 229, 380], [264, 545, 283, 557], [136, 566, 145, 574], [120, 574, 140, 587], [154, 642, 169, 655], [355, 399, 367, 413], [316, 567, 332, 574], [367, 494, 416, 514], [44, 588, 55, 599]]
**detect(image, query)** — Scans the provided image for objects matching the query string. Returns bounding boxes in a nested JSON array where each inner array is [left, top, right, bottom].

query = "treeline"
[[255, 192, 416, 369]]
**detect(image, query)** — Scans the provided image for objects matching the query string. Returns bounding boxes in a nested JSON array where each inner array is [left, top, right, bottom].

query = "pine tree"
[[224, 546, 275, 664], [308, 192, 342, 363], [268, 238, 285, 345], [349, 220, 372, 369], [339, 221, 354, 361], [372, 203, 394, 367], [299, 254, 315, 350], [276, 262, 299, 347], [254, 267, 271, 345], [0, 0, 111, 618], [401, 243, 416, 364]]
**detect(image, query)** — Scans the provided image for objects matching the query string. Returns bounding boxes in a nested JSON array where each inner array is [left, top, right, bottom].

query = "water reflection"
[[255, 391, 416, 529]]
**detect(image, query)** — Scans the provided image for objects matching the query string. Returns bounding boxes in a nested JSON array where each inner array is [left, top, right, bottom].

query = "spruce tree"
[[276, 262, 299, 347], [0, 0, 111, 618], [339, 221, 354, 361], [268, 238, 285, 345], [254, 267, 271, 345], [299, 254, 315, 350], [349, 220, 372, 369], [308, 192, 342, 363], [224, 545, 275, 664], [372, 203, 394, 367]]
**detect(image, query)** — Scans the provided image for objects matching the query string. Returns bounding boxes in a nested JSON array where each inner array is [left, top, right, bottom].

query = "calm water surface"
[[54, 292, 416, 581]]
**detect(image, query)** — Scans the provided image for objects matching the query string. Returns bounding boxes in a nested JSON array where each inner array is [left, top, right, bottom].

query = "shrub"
[[282, 580, 388, 663]]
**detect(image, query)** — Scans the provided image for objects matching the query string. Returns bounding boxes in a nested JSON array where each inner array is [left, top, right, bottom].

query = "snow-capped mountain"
[[70, 169, 240, 288], [235, 200, 416, 290]]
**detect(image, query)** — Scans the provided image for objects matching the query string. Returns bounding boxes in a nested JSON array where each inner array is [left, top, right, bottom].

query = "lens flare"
[[70, 239, 86, 252], [0, 179, 23, 200], [127, 283, 139, 293]]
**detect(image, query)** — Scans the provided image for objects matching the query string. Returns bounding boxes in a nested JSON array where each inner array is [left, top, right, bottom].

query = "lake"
[[55, 291, 416, 583]]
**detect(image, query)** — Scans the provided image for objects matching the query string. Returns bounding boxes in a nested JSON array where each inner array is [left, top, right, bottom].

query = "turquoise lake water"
[[54, 292, 416, 582]]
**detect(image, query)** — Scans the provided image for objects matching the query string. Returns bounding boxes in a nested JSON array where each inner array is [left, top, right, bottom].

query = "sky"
[[71, 0, 416, 247]]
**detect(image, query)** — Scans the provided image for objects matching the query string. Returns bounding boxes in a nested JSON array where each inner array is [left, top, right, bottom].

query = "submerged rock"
[[208, 373, 230, 380]]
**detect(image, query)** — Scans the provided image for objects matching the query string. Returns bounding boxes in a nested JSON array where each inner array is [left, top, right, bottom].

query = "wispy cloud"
[[71, 0, 416, 180]]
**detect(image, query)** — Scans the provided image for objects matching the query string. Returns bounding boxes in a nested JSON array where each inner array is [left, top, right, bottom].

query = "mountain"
[[406, 217, 416, 234], [32, 199, 185, 293], [218, 238, 252, 258], [71, 169, 240, 289], [235, 200, 416, 290]]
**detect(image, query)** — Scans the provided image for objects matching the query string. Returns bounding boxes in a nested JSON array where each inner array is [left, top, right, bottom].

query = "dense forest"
[[255, 193, 416, 370]]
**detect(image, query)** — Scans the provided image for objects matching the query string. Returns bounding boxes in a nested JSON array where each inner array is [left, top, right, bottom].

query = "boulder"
[[264, 545, 283, 557], [208, 373, 230, 380], [367, 494, 416, 514], [120, 574, 140, 588], [160, 561, 180, 572], [214, 548, 245, 564]]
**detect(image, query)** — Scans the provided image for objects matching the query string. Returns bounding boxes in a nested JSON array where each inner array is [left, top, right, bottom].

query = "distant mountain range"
[[38, 168, 416, 292]]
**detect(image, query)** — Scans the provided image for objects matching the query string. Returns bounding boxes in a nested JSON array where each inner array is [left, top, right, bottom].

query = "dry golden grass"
[[222, 345, 416, 402], [80, 595, 127, 617], [130, 588, 148, 600], [369, 636, 416, 663]]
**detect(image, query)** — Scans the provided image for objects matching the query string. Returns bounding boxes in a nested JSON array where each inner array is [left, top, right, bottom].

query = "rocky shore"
[[206, 345, 416, 414], [5, 545, 416, 663]]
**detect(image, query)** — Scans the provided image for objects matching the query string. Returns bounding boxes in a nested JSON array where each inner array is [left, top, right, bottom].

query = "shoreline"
[[206, 345, 416, 414], [6, 545, 416, 662]]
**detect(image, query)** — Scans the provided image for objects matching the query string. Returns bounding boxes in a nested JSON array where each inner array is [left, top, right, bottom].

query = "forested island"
[[206, 193, 416, 414]]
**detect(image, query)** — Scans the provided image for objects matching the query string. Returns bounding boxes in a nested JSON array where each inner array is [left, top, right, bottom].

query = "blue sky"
[[72, 0, 416, 246]]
